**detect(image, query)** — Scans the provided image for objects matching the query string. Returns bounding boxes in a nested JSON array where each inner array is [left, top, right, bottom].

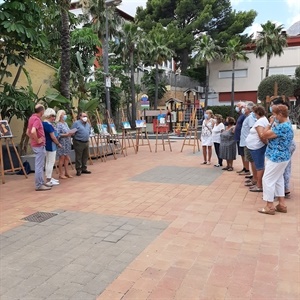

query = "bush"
[[257, 74, 294, 101], [207, 105, 239, 120]]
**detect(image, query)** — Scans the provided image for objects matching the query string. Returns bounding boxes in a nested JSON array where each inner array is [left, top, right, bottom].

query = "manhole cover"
[[22, 211, 58, 223]]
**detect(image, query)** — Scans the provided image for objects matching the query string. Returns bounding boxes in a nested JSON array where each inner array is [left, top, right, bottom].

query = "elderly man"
[[234, 101, 250, 175], [27, 104, 52, 191], [71, 112, 91, 176], [240, 101, 257, 186]]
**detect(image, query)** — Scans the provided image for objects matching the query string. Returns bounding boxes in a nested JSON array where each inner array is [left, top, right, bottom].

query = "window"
[[219, 69, 248, 79], [269, 66, 297, 77]]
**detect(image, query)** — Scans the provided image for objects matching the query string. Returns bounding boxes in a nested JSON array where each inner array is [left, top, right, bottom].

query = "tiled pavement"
[[0, 131, 299, 300]]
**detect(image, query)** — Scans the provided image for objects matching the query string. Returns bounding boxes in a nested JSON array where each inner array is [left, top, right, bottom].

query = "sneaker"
[[36, 185, 51, 191], [44, 182, 53, 187], [50, 179, 60, 186], [239, 170, 251, 175], [236, 168, 245, 173], [245, 174, 253, 179], [76, 170, 81, 176], [51, 178, 59, 182], [214, 164, 220, 167], [81, 170, 91, 174]]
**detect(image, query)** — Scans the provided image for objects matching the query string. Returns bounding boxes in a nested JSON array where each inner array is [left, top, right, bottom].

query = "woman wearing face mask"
[[201, 110, 215, 165], [56, 110, 73, 179], [211, 114, 225, 167], [258, 105, 294, 215]]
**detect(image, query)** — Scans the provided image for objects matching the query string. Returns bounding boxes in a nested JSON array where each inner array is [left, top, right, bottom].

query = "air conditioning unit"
[[197, 86, 204, 93]]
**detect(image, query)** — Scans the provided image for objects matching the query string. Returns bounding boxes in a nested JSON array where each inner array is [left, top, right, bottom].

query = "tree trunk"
[[12, 66, 23, 87], [154, 63, 159, 110], [130, 51, 136, 127], [204, 61, 209, 110], [19, 119, 30, 156], [180, 48, 189, 73], [266, 55, 270, 77], [231, 60, 235, 116], [59, 0, 71, 103]]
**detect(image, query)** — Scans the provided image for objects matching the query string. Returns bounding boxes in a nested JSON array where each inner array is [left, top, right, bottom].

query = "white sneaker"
[[51, 178, 59, 182], [50, 179, 60, 186]]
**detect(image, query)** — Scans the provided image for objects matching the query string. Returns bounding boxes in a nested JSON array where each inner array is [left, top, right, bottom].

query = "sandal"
[[275, 204, 287, 213], [207, 162, 211, 165], [201, 162, 207, 165], [249, 186, 263, 192], [65, 174, 73, 178], [245, 181, 257, 186], [222, 166, 229, 170], [227, 167, 233, 171], [258, 207, 275, 215]]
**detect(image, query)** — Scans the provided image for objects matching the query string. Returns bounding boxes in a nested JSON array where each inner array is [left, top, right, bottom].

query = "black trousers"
[[73, 140, 89, 172], [214, 142, 223, 166]]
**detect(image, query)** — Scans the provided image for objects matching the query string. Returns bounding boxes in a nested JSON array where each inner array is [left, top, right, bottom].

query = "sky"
[[119, 0, 300, 34]]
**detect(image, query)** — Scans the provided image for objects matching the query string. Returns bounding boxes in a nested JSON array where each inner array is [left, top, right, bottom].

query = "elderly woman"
[[212, 114, 225, 167], [245, 106, 269, 192], [42, 108, 61, 186], [201, 109, 215, 165], [56, 110, 73, 179], [258, 105, 294, 215], [219, 117, 236, 171]]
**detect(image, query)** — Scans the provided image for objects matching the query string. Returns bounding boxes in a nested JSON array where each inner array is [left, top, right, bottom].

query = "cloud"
[[285, 0, 300, 27]]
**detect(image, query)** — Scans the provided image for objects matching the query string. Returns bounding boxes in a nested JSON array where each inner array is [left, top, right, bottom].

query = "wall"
[[4, 57, 56, 144]]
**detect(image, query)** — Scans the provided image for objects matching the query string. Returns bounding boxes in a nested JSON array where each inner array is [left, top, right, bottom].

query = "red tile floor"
[[0, 131, 299, 299]]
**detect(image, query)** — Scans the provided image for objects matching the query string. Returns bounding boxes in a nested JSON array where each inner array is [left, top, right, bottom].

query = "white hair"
[[245, 101, 255, 111], [43, 108, 56, 118], [237, 101, 246, 108], [56, 110, 66, 123]]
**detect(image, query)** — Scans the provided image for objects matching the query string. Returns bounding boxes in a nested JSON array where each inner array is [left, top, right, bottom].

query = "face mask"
[[269, 106, 273, 113], [241, 108, 245, 115], [82, 117, 88, 123], [251, 112, 257, 120], [274, 118, 279, 124], [224, 121, 229, 126], [204, 113, 209, 119], [235, 107, 240, 113], [63, 115, 67, 121]]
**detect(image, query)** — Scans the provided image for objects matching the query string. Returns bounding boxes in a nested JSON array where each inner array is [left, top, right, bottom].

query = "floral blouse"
[[265, 122, 294, 163]]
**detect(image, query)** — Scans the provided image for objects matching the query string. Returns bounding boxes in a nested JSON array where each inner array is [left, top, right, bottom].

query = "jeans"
[[214, 142, 222, 166], [73, 140, 89, 172], [45, 151, 56, 179], [283, 140, 296, 190], [32, 146, 46, 189]]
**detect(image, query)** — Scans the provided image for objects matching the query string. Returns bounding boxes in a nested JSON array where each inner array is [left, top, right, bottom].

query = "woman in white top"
[[201, 110, 215, 165], [245, 106, 269, 192], [212, 114, 225, 167]]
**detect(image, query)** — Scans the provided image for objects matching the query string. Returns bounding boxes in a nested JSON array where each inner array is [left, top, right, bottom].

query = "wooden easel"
[[121, 110, 137, 155], [135, 110, 152, 153], [0, 119, 27, 184], [155, 119, 172, 153], [181, 108, 200, 154]]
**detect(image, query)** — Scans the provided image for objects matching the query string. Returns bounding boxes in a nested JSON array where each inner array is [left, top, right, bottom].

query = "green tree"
[[136, 0, 256, 72], [0, 0, 48, 84], [193, 35, 220, 109], [144, 25, 174, 109], [223, 37, 249, 116], [255, 21, 287, 78]]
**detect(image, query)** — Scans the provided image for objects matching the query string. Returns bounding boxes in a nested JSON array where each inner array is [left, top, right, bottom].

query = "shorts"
[[249, 145, 267, 171], [244, 146, 253, 162], [237, 141, 244, 156]]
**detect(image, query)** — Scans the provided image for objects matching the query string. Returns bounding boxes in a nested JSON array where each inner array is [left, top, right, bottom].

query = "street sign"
[[141, 94, 150, 109], [106, 76, 111, 88]]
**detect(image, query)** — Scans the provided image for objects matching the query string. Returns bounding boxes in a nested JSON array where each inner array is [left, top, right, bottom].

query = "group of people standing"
[[200, 98, 295, 215], [27, 104, 92, 191]]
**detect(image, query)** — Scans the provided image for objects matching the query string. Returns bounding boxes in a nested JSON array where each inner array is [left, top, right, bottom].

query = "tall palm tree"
[[58, 0, 71, 100], [194, 35, 220, 110], [146, 31, 174, 110], [223, 37, 249, 116], [255, 21, 287, 78], [116, 23, 143, 124]]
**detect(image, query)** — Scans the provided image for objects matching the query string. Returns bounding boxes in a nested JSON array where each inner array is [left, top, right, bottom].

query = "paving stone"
[[71, 271, 96, 285], [70, 291, 96, 300], [54, 282, 84, 298], [103, 234, 123, 243]]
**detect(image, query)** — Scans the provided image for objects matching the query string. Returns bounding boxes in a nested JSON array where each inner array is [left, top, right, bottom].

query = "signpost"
[[141, 94, 150, 110]]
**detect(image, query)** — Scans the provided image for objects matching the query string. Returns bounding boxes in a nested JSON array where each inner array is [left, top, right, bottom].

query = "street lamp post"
[[260, 66, 264, 81], [104, 0, 122, 117]]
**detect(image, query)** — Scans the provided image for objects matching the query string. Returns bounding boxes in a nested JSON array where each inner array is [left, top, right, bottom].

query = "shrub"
[[207, 105, 239, 120], [257, 74, 294, 102]]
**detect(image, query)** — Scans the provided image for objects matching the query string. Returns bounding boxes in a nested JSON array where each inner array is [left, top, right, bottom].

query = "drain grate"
[[22, 211, 58, 223]]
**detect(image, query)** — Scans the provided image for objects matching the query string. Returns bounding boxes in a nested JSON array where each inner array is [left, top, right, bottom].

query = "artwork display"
[[109, 123, 117, 135], [122, 121, 131, 129], [0, 120, 13, 138], [98, 124, 109, 136], [135, 120, 146, 128]]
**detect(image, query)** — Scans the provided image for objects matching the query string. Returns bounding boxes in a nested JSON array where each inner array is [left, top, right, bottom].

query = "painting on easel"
[[109, 123, 118, 135], [98, 124, 110, 136], [122, 121, 131, 129], [0, 120, 13, 138], [135, 120, 146, 128]]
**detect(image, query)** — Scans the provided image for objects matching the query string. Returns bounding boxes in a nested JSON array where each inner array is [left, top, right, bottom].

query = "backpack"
[[17, 161, 31, 175]]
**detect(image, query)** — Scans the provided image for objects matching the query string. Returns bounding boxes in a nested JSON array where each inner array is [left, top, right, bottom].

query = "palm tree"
[[116, 23, 143, 125], [194, 35, 220, 110], [58, 0, 71, 100], [255, 21, 287, 78], [146, 30, 174, 110], [223, 37, 249, 116]]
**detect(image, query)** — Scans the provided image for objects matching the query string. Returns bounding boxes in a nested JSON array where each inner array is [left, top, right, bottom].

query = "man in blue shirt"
[[71, 112, 91, 176]]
